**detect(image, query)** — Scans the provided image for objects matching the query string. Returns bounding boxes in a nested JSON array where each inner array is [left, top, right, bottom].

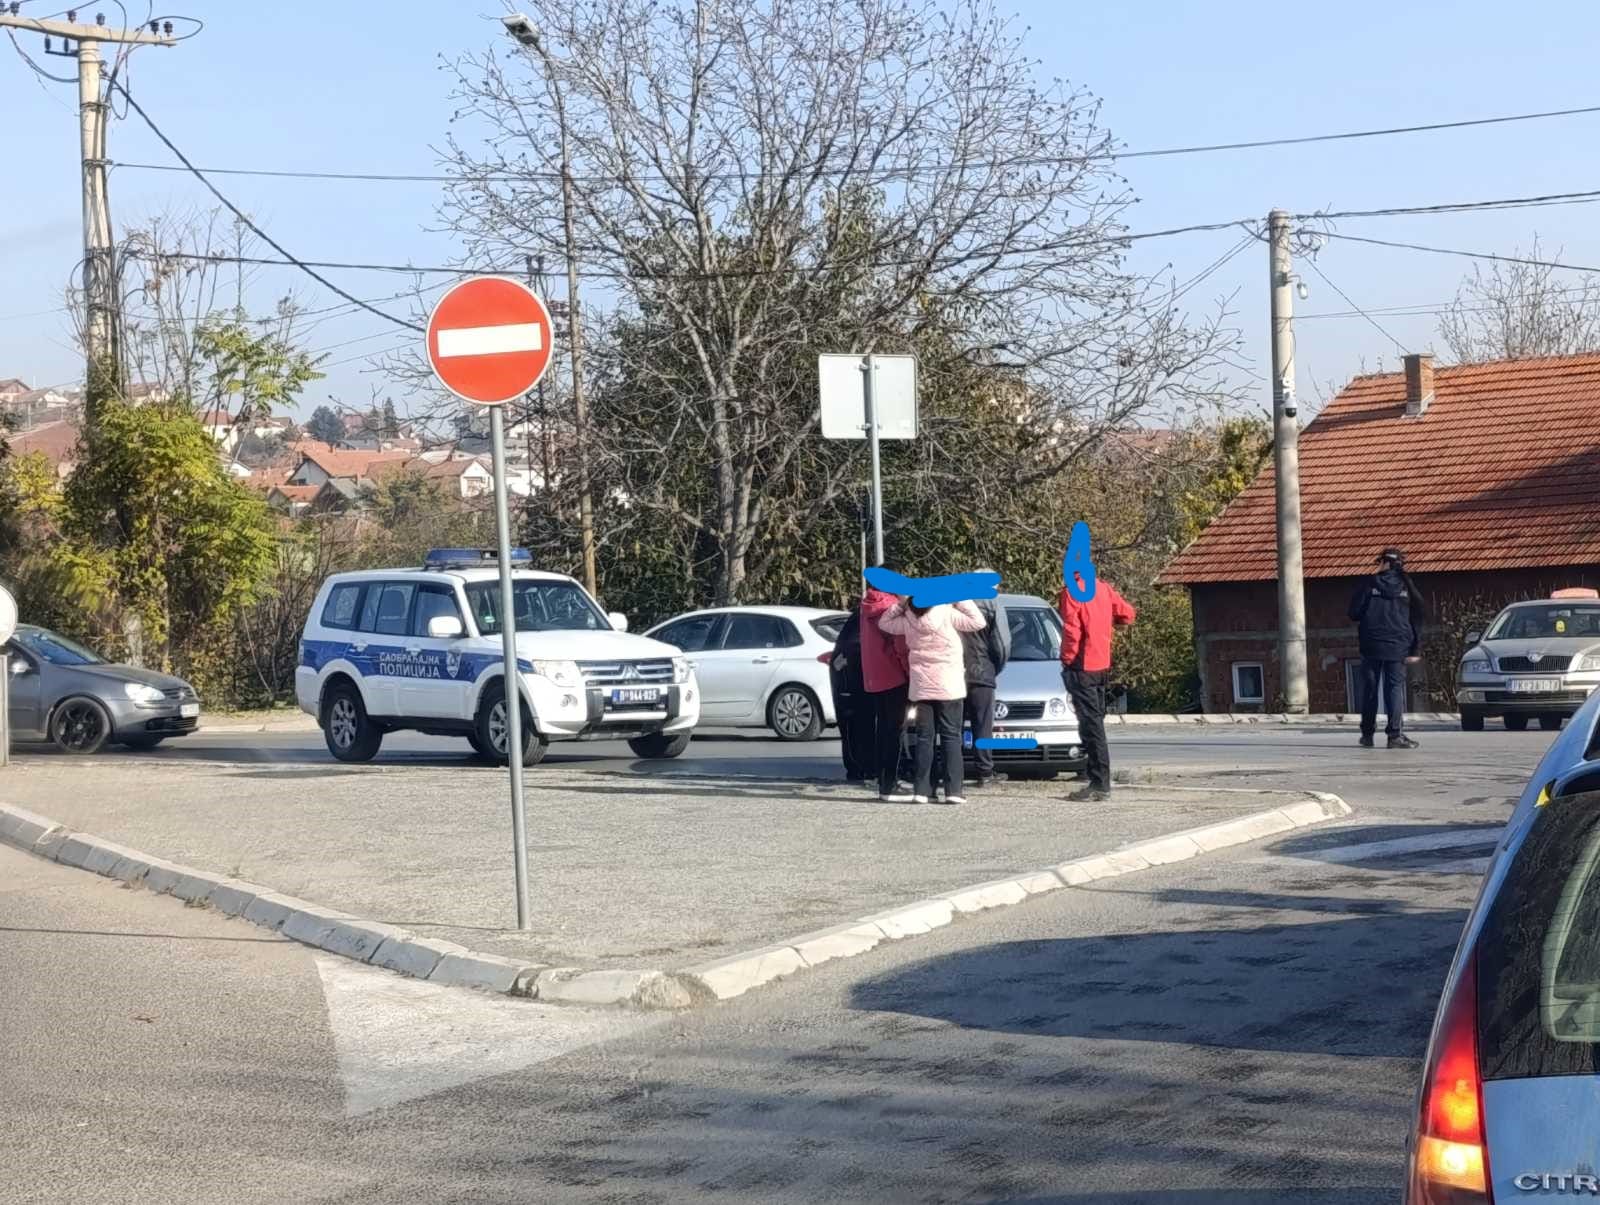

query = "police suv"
[[296, 549, 699, 764]]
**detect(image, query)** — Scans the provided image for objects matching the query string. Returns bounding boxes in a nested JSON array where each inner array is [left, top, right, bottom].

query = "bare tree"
[[1439, 236, 1600, 363], [441, 0, 1240, 603]]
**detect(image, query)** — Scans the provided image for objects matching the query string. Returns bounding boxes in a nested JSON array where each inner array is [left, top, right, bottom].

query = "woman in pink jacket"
[[877, 599, 986, 804]]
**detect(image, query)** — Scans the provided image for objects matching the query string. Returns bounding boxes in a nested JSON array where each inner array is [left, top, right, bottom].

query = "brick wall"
[[1189, 566, 1600, 713]]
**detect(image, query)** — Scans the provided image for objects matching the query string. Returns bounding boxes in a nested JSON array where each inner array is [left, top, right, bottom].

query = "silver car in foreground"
[[3, 624, 201, 753], [1456, 588, 1600, 732], [1404, 689, 1600, 1203], [972, 594, 1084, 777]]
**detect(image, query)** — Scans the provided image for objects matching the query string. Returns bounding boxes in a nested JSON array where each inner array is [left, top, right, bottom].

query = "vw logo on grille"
[[994, 701, 1009, 720]]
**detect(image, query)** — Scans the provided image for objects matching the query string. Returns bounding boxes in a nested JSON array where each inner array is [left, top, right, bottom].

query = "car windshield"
[[464, 579, 610, 635], [10, 626, 105, 666], [1487, 604, 1600, 640], [1007, 607, 1063, 661]]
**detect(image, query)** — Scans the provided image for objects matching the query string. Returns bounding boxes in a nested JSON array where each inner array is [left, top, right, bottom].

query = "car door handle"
[[350, 641, 368, 652], [405, 645, 422, 656], [752, 656, 771, 664]]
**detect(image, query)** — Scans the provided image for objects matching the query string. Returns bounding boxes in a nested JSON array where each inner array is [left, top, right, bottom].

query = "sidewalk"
[[0, 757, 1310, 973]]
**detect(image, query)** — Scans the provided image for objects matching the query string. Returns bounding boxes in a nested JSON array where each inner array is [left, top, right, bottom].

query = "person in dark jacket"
[[960, 586, 1011, 788], [1349, 547, 1427, 749], [829, 608, 877, 781]]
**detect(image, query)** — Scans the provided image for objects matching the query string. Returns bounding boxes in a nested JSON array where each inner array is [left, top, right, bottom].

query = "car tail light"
[[817, 653, 834, 664], [1408, 958, 1492, 1204]]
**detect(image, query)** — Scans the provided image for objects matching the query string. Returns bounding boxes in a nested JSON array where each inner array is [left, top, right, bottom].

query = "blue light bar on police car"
[[423, 548, 533, 570]]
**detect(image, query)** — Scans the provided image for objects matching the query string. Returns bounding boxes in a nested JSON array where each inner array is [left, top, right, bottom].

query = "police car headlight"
[[1580, 653, 1600, 672], [1048, 696, 1068, 718], [530, 659, 581, 688], [1460, 654, 1494, 676], [123, 682, 164, 704], [672, 657, 690, 683]]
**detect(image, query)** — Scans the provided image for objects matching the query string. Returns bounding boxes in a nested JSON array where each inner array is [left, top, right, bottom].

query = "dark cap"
[[1379, 547, 1405, 566]]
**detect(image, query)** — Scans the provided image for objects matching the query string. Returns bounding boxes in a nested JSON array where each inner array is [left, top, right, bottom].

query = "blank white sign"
[[818, 354, 918, 440]]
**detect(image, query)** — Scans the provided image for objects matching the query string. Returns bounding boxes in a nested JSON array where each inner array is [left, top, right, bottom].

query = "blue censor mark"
[[976, 737, 1039, 750], [862, 567, 1001, 607], [1062, 521, 1097, 603]]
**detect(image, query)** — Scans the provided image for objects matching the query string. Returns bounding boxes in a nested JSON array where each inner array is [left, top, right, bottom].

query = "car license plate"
[[180, 703, 199, 718], [611, 687, 661, 704], [1508, 679, 1561, 693], [996, 729, 1037, 741]]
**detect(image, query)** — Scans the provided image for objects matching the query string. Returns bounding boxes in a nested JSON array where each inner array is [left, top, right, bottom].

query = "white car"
[[979, 593, 1085, 777], [296, 548, 699, 764], [644, 606, 849, 740]]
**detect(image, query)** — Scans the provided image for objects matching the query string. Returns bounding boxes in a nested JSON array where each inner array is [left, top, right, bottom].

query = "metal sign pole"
[[489, 406, 531, 929], [863, 354, 885, 566], [0, 653, 10, 767]]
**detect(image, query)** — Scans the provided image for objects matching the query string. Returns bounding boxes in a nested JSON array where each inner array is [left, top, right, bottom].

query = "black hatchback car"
[[1405, 686, 1600, 1202], [3, 624, 201, 753]]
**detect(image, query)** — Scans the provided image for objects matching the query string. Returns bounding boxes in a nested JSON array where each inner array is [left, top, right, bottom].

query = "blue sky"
[[5, 0, 1600, 420]]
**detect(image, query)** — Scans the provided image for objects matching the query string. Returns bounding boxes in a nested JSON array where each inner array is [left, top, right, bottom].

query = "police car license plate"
[[998, 729, 1037, 741], [1508, 679, 1560, 693], [180, 703, 200, 717], [611, 687, 662, 704]]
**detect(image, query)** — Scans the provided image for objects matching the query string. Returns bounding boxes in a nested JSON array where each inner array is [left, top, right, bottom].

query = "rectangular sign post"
[[819, 353, 917, 568], [425, 277, 555, 933]]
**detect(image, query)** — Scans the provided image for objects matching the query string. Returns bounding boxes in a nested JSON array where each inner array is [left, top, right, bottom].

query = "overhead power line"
[[1300, 256, 1409, 356], [107, 101, 1600, 186], [104, 79, 424, 333], [1316, 230, 1600, 275]]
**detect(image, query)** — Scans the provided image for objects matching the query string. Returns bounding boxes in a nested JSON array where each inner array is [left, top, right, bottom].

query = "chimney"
[[1404, 353, 1434, 416]]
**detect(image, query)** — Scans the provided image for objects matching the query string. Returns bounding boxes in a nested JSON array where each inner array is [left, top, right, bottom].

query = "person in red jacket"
[[860, 586, 913, 801], [1059, 572, 1136, 802]]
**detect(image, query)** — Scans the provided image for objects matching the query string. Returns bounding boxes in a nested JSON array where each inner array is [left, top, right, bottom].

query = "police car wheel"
[[628, 732, 691, 759], [768, 685, 823, 741], [323, 684, 382, 762], [1540, 713, 1565, 731], [477, 682, 548, 767]]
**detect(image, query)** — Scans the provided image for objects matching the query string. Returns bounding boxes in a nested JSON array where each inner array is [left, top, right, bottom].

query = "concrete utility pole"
[[0, 12, 176, 388], [502, 15, 599, 596], [1268, 209, 1310, 714]]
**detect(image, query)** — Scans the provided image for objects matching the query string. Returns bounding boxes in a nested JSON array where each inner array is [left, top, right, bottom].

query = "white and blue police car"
[[295, 549, 699, 764]]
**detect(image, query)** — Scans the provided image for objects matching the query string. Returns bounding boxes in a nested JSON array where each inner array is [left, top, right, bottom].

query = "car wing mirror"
[[8, 659, 30, 676], [1465, 630, 1482, 646], [428, 615, 465, 640], [608, 611, 629, 633]]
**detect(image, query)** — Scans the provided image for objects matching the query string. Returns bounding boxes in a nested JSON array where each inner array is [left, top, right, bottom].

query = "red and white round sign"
[[425, 276, 554, 406]]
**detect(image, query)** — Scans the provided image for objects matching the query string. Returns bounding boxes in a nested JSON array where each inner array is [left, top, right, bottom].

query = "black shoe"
[[974, 773, 1008, 788], [1067, 786, 1112, 803], [1388, 735, 1419, 749], [1358, 735, 1375, 748]]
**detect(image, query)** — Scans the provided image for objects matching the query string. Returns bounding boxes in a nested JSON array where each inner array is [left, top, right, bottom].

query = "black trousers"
[[914, 699, 965, 799], [837, 692, 878, 779], [965, 684, 996, 777], [1064, 667, 1111, 791], [871, 684, 909, 795], [1360, 657, 1407, 739]]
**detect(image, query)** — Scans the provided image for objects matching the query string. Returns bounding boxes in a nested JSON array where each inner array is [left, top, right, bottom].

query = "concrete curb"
[[201, 715, 319, 734], [1106, 711, 1458, 726], [670, 791, 1352, 1003], [2, 790, 1350, 1011]]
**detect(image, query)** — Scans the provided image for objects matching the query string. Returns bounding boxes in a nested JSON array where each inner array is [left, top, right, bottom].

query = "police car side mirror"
[[1465, 630, 1482, 646], [608, 611, 629, 633], [428, 615, 465, 640]]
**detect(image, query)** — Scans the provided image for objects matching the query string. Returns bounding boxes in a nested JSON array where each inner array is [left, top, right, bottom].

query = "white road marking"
[[1426, 857, 1492, 876], [314, 955, 659, 1118], [1278, 828, 1503, 865], [436, 322, 543, 358]]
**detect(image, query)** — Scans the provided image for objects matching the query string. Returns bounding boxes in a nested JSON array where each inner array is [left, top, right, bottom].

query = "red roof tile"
[[1159, 353, 1600, 584], [10, 419, 80, 467]]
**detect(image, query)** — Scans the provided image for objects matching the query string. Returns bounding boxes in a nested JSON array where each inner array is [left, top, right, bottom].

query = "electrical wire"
[[1300, 256, 1409, 356], [106, 101, 1600, 186], [1294, 188, 1600, 223], [104, 79, 423, 332], [1315, 230, 1600, 275]]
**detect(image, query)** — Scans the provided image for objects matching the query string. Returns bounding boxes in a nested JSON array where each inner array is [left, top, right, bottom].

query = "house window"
[[1231, 662, 1265, 705]]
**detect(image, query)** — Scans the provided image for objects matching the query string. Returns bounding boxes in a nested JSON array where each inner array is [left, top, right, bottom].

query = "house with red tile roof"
[[1159, 353, 1600, 713], [286, 445, 414, 488], [8, 419, 82, 479]]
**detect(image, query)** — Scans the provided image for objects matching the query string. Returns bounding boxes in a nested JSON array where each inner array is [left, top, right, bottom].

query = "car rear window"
[[321, 583, 364, 630], [1477, 790, 1600, 1080], [811, 614, 849, 642]]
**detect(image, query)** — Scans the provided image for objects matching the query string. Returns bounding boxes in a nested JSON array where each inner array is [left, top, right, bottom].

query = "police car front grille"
[[577, 659, 674, 686], [1497, 655, 1573, 673]]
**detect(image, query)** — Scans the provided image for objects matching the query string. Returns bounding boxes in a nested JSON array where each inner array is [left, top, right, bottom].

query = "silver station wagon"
[[1456, 589, 1600, 732]]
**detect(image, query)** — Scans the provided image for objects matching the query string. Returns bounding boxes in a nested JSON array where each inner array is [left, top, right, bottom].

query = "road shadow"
[[1264, 821, 1504, 871], [848, 903, 1466, 1059]]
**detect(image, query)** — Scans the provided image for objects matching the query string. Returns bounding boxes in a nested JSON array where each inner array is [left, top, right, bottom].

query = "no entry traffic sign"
[[425, 276, 554, 405]]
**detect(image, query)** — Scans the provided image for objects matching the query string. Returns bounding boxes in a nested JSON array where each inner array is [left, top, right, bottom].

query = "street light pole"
[[502, 15, 598, 596]]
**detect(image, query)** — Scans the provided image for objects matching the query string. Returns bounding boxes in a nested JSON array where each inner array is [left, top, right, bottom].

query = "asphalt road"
[[0, 724, 1559, 1203]]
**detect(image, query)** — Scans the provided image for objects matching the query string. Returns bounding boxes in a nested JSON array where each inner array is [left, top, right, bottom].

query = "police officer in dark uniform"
[[829, 608, 877, 781], [1349, 547, 1427, 749]]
